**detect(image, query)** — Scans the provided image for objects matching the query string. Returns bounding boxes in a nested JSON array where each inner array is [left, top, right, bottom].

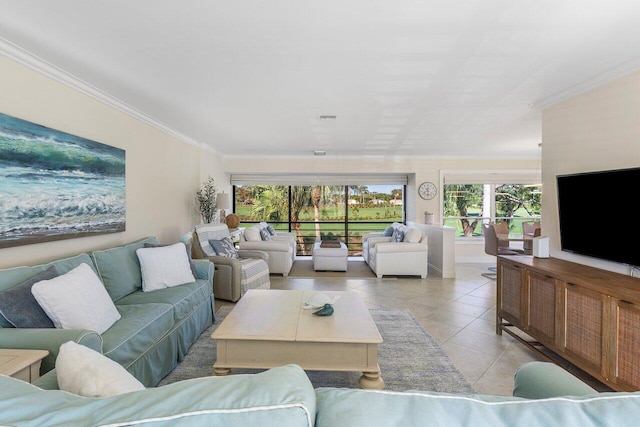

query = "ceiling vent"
[[314, 150, 327, 156], [318, 115, 337, 120]]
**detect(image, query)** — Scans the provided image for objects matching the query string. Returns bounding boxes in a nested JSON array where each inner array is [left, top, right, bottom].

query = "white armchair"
[[239, 223, 295, 276], [363, 223, 428, 279]]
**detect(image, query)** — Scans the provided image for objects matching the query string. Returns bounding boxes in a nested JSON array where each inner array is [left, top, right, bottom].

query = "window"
[[233, 184, 404, 255], [442, 172, 541, 238]]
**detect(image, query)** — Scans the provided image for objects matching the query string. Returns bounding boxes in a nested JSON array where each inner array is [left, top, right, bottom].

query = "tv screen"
[[557, 167, 640, 267]]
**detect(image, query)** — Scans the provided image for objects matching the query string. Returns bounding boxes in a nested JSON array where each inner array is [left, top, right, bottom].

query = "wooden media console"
[[497, 255, 640, 391]]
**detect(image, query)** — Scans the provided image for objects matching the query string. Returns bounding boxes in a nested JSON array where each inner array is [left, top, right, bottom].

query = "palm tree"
[[251, 186, 288, 221]]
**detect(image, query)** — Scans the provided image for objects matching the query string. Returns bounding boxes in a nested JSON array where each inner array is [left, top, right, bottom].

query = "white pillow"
[[403, 228, 423, 243], [31, 263, 121, 334], [243, 226, 262, 242], [136, 242, 195, 292], [56, 341, 145, 398]]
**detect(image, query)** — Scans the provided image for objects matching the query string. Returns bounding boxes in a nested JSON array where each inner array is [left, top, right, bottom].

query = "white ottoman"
[[312, 241, 348, 272]]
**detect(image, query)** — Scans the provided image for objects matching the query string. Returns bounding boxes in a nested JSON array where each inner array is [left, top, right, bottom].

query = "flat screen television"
[[557, 167, 640, 267]]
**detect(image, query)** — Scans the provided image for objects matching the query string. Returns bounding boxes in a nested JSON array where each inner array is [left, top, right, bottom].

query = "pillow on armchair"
[[403, 228, 422, 243], [244, 226, 262, 242], [391, 228, 405, 242], [208, 237, 240, 259]]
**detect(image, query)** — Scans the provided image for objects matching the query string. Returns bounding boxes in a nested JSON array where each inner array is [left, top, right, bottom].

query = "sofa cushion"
[[0, 253, 96, 327], [382, 226, 394, 237], [56, 341, 145, 398], [0, 266, 58, 328], [260, 229, 273, 241], [0, 364, 316, 426], [391, 228, 404, 242], [244, 226, 262, 242], [315, 387, 640, 427], [116, 279, 211, 325], [266, 224, 277, 236], [136, 243, 196, 292], [32, 263, 121, 334], [102, 303, 174, 369], [144, 242, 197, 279], [91, 237, 158, 301], [403, 228, 422, 243]]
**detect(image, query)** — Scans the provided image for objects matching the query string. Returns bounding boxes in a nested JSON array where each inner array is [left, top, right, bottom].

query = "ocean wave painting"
[[0, 112, 125, 248]]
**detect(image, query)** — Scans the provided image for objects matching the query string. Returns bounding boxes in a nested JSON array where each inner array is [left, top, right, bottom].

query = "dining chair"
[[522, 221, 541, 254], [481, 223, 524, 279]]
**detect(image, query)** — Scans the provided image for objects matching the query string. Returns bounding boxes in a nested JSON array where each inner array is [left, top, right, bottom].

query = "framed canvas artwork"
[[0, 112, 126, 248]]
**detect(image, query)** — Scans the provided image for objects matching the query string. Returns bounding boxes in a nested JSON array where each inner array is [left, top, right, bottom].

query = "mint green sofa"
[[0, 237, 215, 387], [1, 362, 639, 426]]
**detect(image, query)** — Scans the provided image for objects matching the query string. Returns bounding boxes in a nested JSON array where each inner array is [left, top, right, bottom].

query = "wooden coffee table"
[[211, 289, 384, 389]]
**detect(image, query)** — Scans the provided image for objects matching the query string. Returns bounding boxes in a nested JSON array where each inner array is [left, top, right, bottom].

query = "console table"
[[497, 255, 640, 391]]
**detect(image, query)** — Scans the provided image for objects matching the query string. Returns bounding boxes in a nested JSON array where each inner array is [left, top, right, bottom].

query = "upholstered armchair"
[[187, 223, 271, 302], [362, 222, 428, 279], [238, 222, 296, 276]]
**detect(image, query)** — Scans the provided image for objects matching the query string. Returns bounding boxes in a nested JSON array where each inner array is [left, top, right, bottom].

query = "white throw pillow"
[[31, 263, 121, 334], [56, 341, 145, 398], [243, 226, 262, 242], [136, 242, 195, 292], [404, 228, 423, 243]]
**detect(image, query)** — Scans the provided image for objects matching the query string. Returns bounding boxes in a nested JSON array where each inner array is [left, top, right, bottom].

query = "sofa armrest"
[[0, 328, 102, 374], [237, 250, 270, 261], [513, 362, 598, 398], [240, 241, 291, 252], [362, 232, 384, 242], [367, 236, 392, 249], [193, 259, 214, 281], [374, 242, 428, 253], [32, 368, 59, 390]]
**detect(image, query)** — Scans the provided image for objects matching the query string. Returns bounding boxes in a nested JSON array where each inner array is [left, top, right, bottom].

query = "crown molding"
[[531, 57, 640, 110], [0, 37, 216, 152]]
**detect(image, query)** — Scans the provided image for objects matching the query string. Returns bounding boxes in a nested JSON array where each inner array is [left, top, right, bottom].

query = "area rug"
[[288, 259, 377, 278], [158, 307, 475, 393]]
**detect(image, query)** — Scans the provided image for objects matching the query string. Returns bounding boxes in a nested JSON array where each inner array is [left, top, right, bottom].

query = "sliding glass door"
[[233, 184, 404, 256]]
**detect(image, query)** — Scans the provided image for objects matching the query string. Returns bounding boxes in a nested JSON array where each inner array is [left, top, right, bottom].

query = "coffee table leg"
[[214, 367, 231, 376], [359, 371, 385, 390]]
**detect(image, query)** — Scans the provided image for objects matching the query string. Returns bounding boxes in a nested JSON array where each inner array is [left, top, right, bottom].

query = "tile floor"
[[214, 260, 606, 396]]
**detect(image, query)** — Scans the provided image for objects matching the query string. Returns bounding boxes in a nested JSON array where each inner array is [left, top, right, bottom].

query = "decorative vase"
[[225, 213, 240, 229], [424, 213, 434, 225]]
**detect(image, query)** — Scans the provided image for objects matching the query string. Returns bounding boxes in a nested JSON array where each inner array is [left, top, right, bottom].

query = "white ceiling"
[[1, 1, 640, 159]]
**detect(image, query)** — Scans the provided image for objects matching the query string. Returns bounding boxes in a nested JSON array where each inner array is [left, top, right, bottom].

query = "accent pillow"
[[243, 226, 262, 242], [136, 243, 196, 292], [260, 229, 272, 241], [208, 237, 240, 259], [56, 341, 145, 398], [391, 228, 405, 242], [382, 226, 394, 237], [144, 242, 197, 280], [31, 263, 121, 334], [0, 266, 58, 328], [403, 228, 423, 243], [266, 225, 277, 236]]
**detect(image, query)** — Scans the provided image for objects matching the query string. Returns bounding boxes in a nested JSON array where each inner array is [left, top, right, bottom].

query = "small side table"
[[228, 227, 245, 247], [0, 349, 49, 383]]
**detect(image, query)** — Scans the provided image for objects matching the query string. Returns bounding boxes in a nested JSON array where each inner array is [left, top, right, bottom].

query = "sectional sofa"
[[1, 362, 638, 426], [0, 236, 215, 387]]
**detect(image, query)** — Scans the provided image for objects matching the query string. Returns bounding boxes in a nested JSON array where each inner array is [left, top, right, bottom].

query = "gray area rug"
[[158, 307, 475, 393]]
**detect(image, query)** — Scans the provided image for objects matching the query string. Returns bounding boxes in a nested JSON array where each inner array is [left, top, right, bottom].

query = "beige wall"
[[0, 55, 226, 269], [541, 71, 640, 275]]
